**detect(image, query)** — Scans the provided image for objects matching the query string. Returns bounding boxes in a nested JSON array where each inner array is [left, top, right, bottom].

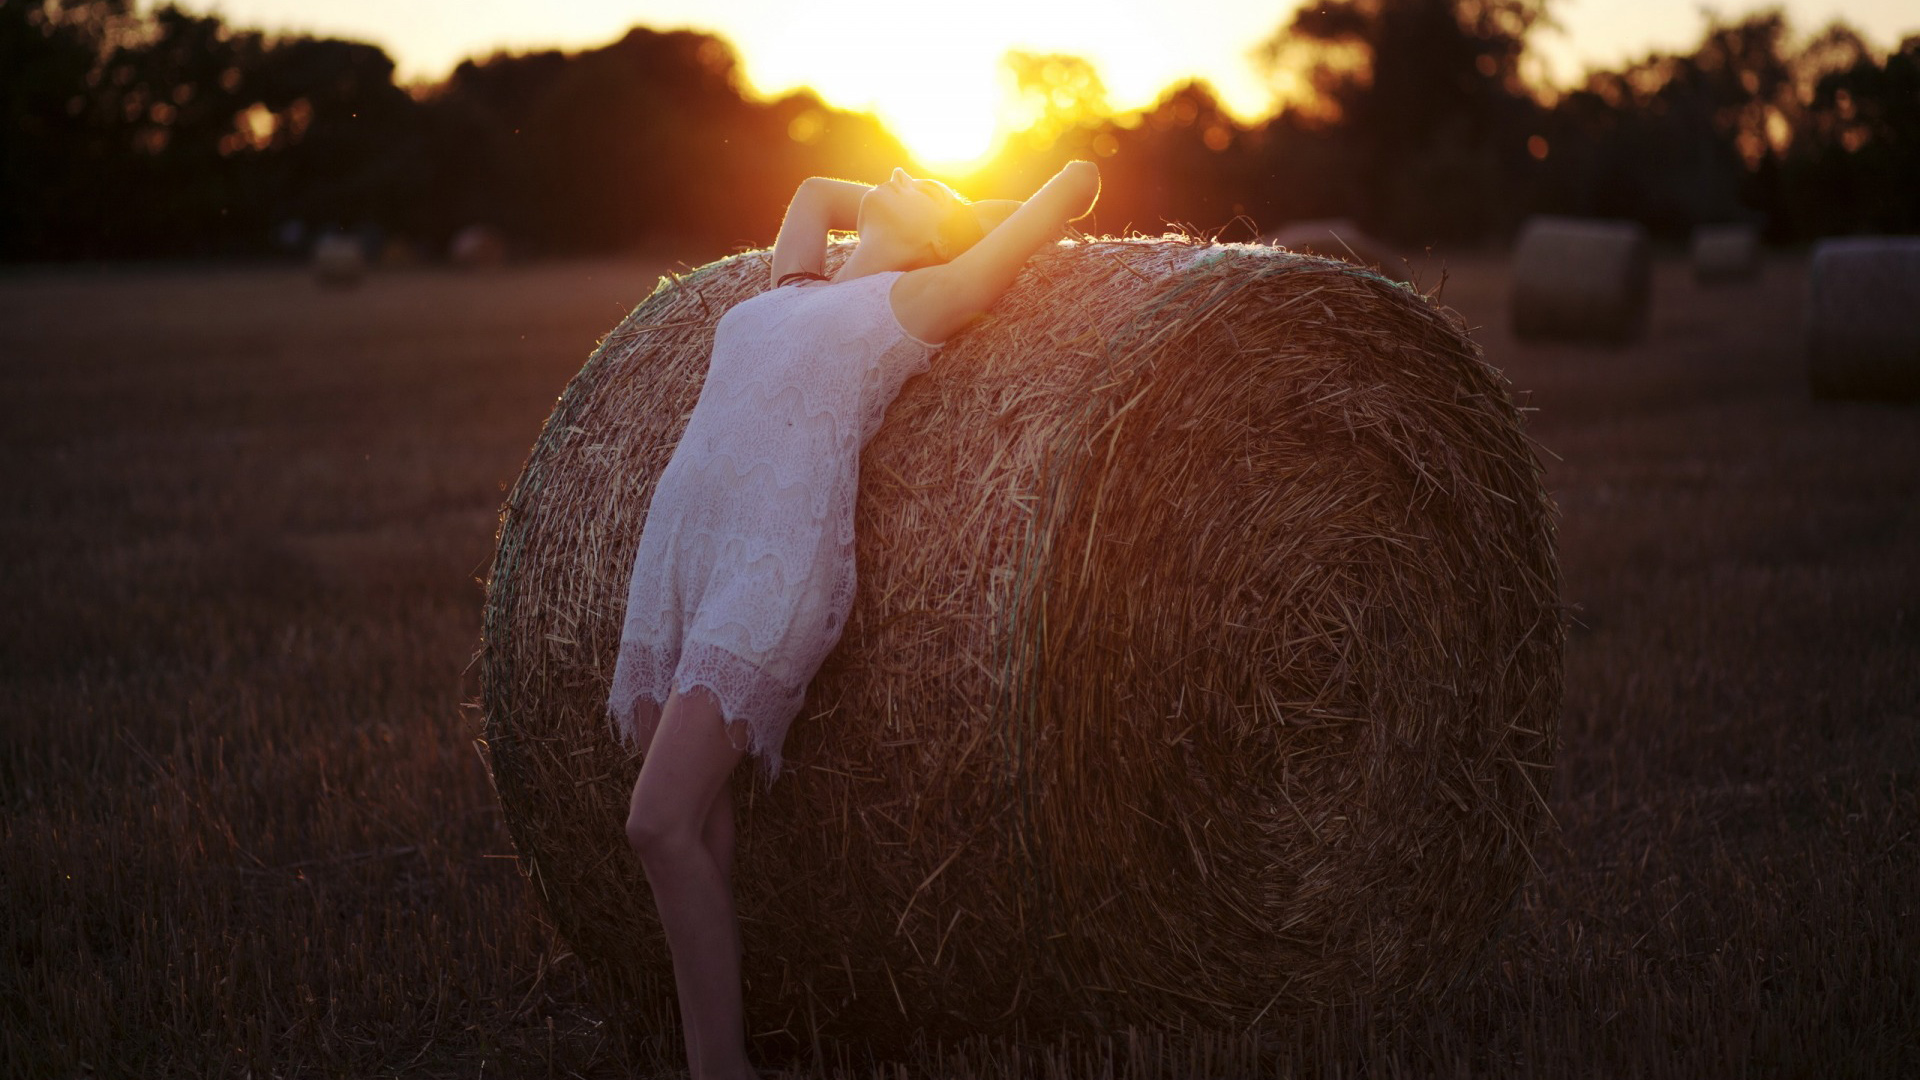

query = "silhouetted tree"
[[1531, 13, 1794, 236], [4, 0, 1913, 260], [1529, 13, 1917, 241], [417, 28, 916, 255], [1, 0, 143, 256], [965, 56, 1262, 238], [1251, 0, 1549, 243], [0, 0, 426, 258], [1779, 32, 1920, 236], [1097, 81, 1258, 237]]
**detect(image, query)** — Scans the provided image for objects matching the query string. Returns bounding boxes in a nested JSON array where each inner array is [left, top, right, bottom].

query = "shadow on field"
[[1, 252, 1914, 1077]]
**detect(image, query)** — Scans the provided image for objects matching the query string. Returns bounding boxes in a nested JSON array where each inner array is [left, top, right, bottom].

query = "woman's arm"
[[769, 177, 869, 288], [895, 161, 1100, 343]]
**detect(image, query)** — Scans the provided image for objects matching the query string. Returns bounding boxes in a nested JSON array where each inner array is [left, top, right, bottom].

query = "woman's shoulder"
[[889, 266, 960, 347]]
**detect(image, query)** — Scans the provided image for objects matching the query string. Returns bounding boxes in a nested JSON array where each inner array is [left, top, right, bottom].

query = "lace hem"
[[606, 636, 812, 783]]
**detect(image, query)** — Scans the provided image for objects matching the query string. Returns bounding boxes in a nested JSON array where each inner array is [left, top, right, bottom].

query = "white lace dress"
[[606, 269, 941, 780]]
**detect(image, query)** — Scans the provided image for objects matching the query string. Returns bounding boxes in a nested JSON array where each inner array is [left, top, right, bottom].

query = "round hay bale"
[[1260, 218, 1406, 282], [310, 233, 366, 288], [1690, 223, 1761, 284], [480, 238, 1563, 1051], [1509, 215, 1650, 343], [1807, 237, 1920, 401], [450, 224, 507, 269]]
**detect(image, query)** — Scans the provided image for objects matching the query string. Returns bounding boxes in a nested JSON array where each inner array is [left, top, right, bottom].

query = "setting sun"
[[721, 6, 1027, 174], [166, 0, 1920, 156], [880, 95, 1002, 174], [806, 73, 1004, 173]]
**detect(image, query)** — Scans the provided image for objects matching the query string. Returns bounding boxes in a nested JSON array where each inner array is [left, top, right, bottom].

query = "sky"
[[166, 0, 1917, 168]]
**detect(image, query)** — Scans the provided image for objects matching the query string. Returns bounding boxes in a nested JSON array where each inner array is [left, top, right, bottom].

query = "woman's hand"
[[890, 158, 1108, 343], [1055, 160, 1101, 221]]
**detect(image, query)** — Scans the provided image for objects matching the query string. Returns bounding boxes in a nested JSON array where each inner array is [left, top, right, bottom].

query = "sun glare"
[[871, 87, 1003, 173], [739, 7, 1018, 175]]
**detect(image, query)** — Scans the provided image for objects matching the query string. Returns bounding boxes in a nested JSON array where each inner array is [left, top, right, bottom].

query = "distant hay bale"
[[1807, 237, 1920, 401], [450, 224, 507, 269], [310, 234, 366, 288], [1261, 218, 1406, 282], [379, 238, 424, 268], [1509, 216, 1650, 343], [480, 238, 1563, 1050], [1691, 224, 1761, 283]]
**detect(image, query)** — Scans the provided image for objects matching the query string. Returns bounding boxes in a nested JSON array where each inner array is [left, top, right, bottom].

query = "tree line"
[[1, 0, 1913, 262]]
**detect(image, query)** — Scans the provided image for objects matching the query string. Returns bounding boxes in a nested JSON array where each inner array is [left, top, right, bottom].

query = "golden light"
[[736, 6, 1019, 175], [873, 51, 1120, 173], [868, 85, 1003, 173], [171, 0, 1920, 140], [171, 0, 1306, 175]]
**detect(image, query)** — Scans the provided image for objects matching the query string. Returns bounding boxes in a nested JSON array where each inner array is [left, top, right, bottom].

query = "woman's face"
[[859, 168, 967, 257]]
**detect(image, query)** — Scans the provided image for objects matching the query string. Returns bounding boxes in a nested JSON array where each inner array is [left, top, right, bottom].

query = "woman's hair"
[[934, 194, 987, 262]]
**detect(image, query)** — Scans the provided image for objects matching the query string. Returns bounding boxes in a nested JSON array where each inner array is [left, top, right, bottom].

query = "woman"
[[610, 159, 1100, 1079]]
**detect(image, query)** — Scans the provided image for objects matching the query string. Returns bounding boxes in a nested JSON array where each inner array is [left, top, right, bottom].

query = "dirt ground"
[[1, 249, 1915, 1077]]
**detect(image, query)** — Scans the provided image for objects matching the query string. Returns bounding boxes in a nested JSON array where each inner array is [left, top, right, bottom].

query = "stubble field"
[[1, 247, 1915, 1078]]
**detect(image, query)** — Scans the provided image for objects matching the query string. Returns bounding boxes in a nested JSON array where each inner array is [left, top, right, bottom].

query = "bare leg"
[[626, 686, 754, 1080], [704, 772, 737, 885]]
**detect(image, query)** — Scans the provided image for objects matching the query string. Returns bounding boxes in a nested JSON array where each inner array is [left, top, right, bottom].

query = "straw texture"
[[1807, 237, 1920, 401], [480, 237, 1563, 1051], [1510, 216, 1650, 342]]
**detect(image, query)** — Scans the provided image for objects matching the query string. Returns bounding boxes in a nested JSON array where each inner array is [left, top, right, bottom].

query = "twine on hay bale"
[[480, 236, 1563, 1050], [1807, 237, 1920, 402], [1691, 223, 1761, 284], [1509, 215, 1650, 343]]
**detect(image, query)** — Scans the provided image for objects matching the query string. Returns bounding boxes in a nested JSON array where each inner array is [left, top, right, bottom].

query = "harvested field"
[[2, 249, 1916, 1078]]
